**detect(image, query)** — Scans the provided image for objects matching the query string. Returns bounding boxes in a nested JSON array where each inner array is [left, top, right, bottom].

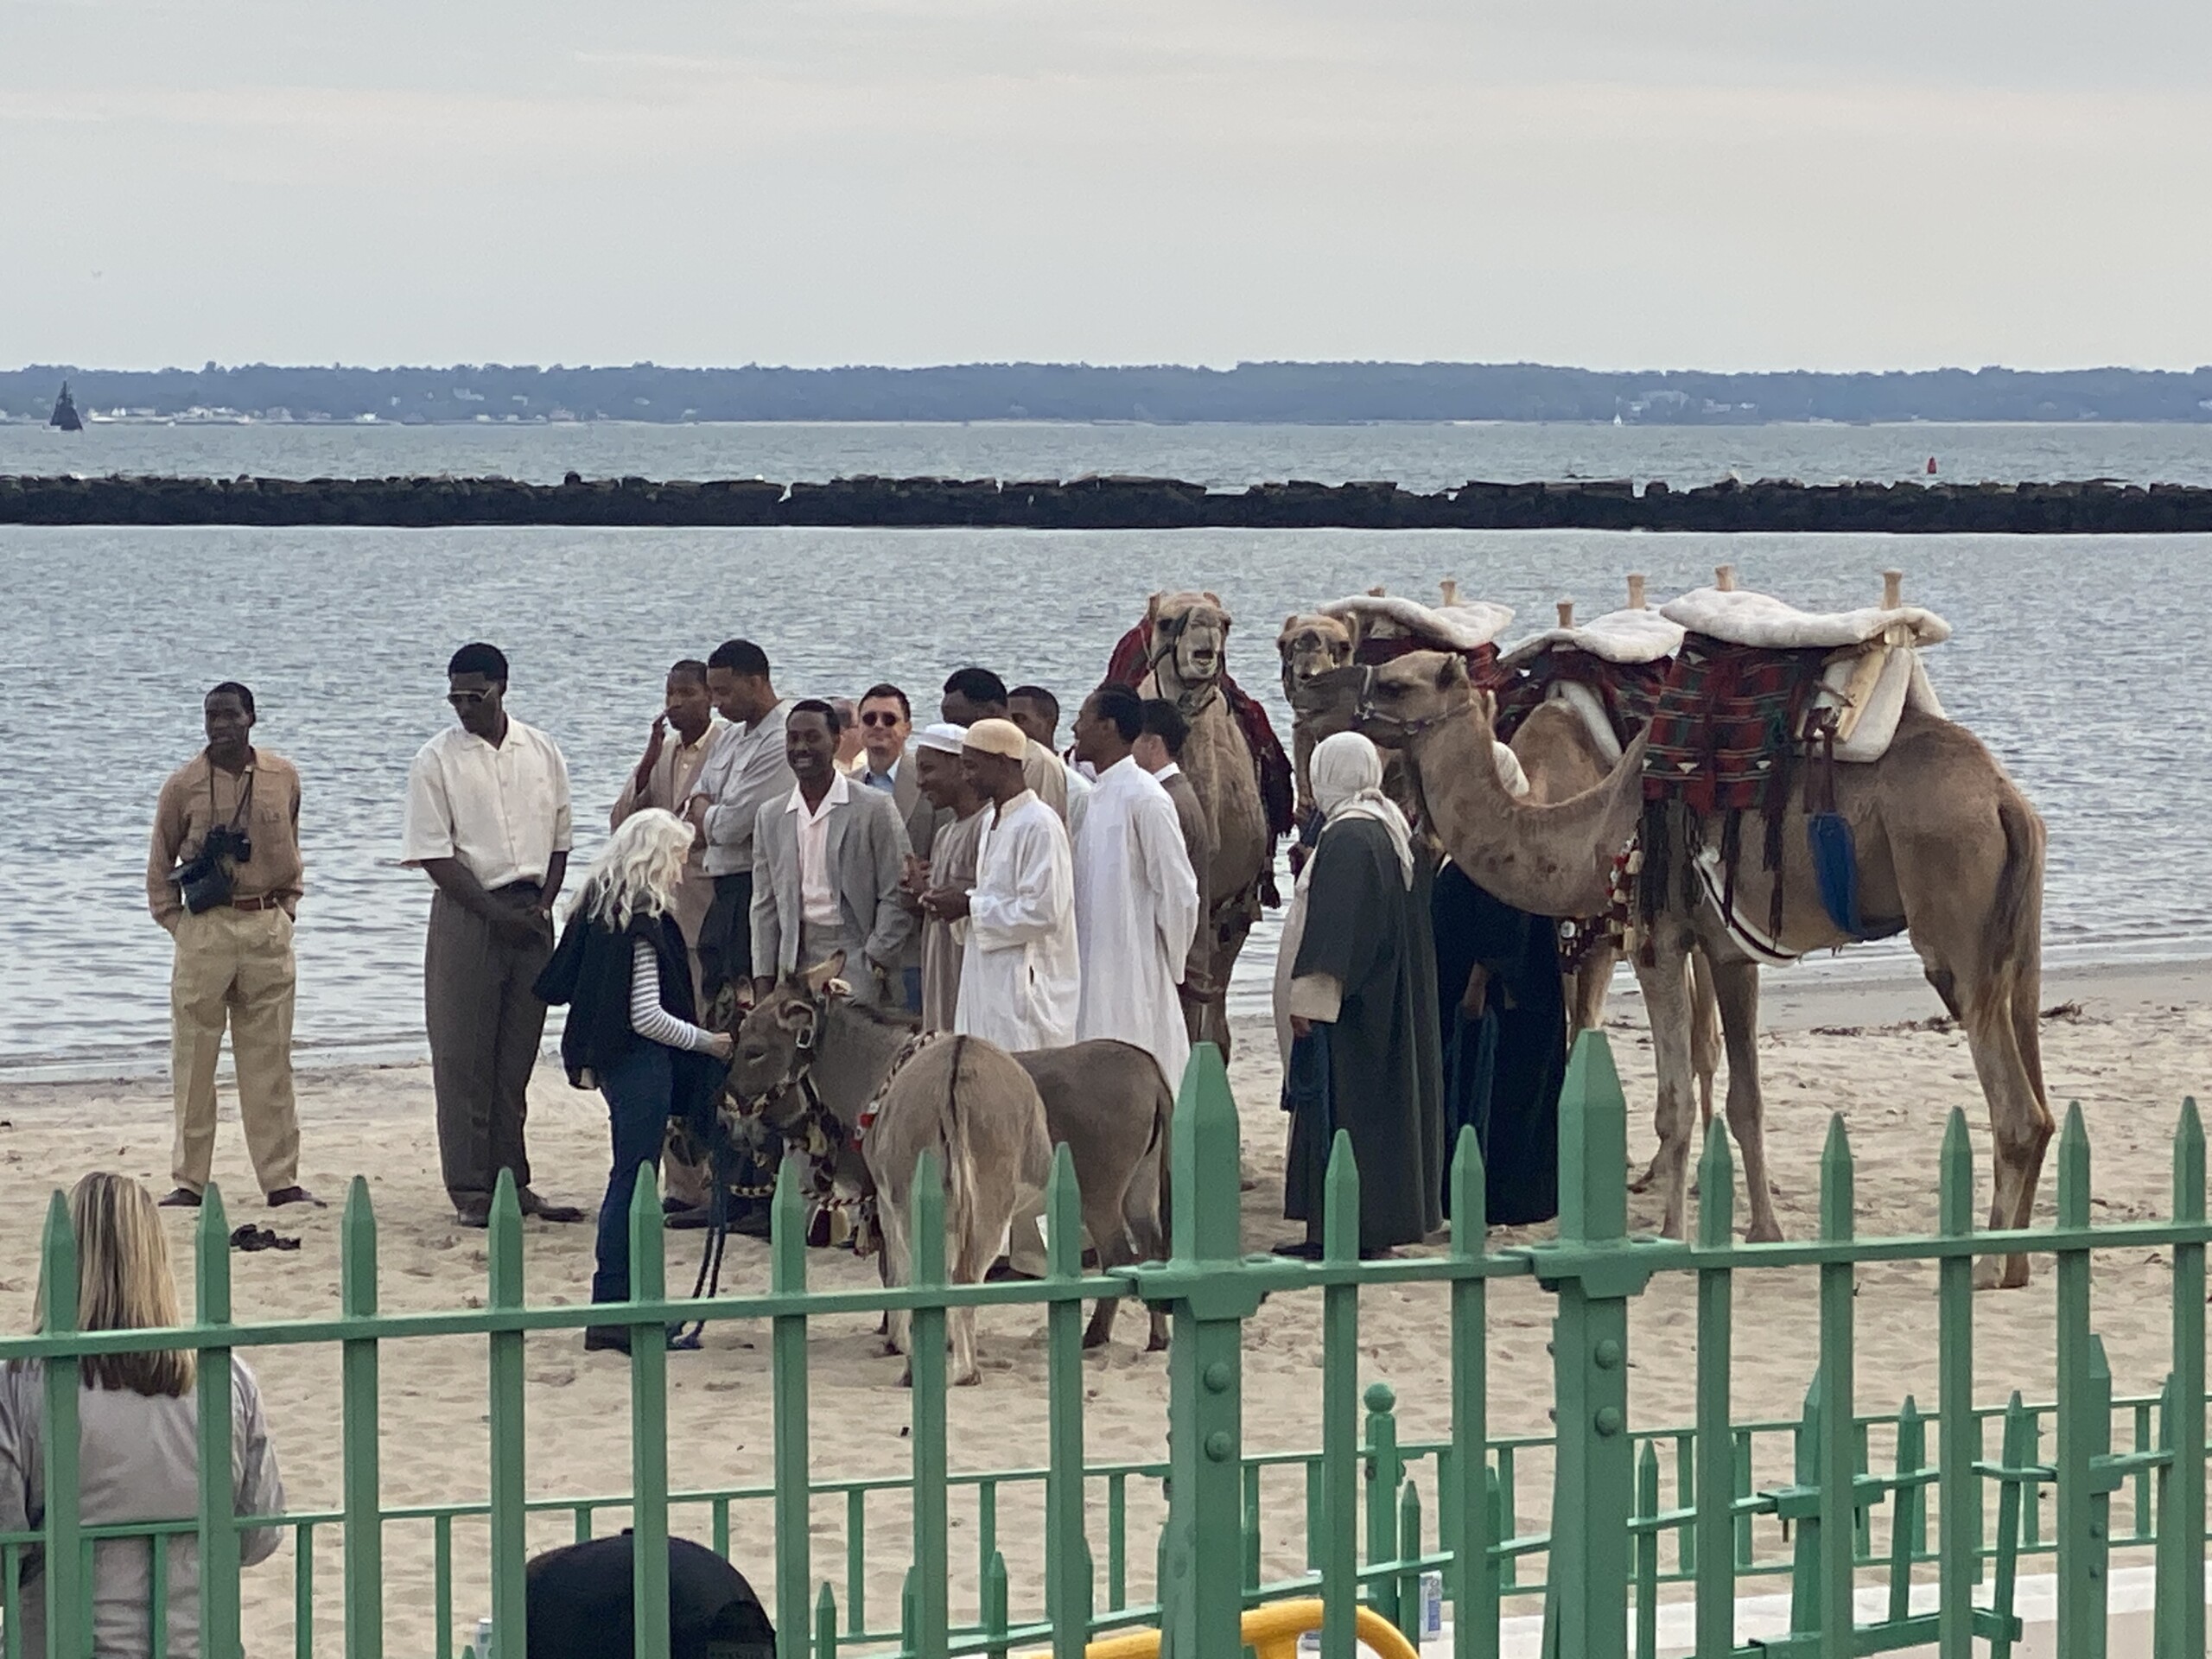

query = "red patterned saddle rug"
[[1496, 651, 1669, 747], [1637, 640, 1832, 938]]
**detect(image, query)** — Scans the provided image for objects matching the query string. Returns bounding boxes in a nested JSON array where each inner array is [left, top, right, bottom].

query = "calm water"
[[1, 422, 2207, 1076], [3, 418, 2210, 493]]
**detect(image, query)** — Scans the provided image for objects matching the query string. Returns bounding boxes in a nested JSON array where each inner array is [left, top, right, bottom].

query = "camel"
[[1277, 611, 1361, 817], [1140, 591, 1276, 1055], [1292, 652, 2050, 1287]]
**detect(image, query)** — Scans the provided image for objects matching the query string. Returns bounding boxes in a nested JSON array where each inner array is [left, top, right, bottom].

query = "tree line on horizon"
[[9, 360, 2211, 425]]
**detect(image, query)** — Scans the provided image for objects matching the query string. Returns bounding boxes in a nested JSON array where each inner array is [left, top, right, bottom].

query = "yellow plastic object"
[[1038, 1597, 1421, 1659]]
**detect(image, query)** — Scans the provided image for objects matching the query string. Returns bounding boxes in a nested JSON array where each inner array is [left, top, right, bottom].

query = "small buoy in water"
[[1926, 456, 1938, 475]]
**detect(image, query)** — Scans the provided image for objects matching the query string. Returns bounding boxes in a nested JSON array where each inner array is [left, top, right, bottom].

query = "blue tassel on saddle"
[[1807, 811, 1863, 938]]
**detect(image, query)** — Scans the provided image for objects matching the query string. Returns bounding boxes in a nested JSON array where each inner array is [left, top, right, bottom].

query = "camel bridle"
[[1347, 664, 1480, 741]]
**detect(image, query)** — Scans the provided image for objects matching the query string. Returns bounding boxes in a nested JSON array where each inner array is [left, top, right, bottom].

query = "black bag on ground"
[[524, 1532, 774, 1659]]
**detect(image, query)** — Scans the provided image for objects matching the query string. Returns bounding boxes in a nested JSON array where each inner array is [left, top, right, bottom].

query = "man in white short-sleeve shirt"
[[400, 641, 584, 1228]]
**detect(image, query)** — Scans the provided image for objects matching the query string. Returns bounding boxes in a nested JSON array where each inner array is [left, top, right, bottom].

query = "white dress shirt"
[[789, 771, 849, 931], [400, 718, 573, 889], [690, 702, 792, 877]]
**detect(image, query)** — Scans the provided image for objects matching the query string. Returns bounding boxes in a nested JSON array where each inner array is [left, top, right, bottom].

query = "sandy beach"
[[0, 957, 2205, 1651]]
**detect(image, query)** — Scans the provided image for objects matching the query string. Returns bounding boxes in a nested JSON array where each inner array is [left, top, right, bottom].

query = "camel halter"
[[1148, 610, 1227, 718], [1347, 664, 1480, 741]]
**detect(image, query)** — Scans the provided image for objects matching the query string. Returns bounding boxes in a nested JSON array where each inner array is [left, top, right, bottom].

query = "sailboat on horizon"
[[48, 382, 83, 432]]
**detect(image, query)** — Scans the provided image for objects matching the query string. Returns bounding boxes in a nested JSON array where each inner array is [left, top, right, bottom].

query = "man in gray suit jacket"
[[751, 700, 915, 1007], [852, 683, 940, 1012]]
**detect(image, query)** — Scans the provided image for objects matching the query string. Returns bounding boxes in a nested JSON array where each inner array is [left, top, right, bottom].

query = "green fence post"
[[2053, 1105, 2107, 1659], [487, 1170, 529, 1657], [1042, 1145, 1093, 1659], [1446, 1128, 1490, 1659], [194, 1188, 243, 1659], [1364, 1380, 1402, 1637], [1150, 1044, 1256, 1659], [1887, 1399, 1925, 1627], [1320, 1130, 1362, 1659], [814, 1582, 838, 1659], [2158, 1099, 2205, 1659], [1815, 1118, 1857, 1659], [1537, 1032, 1638, 1659], [907, 1151, 951, 1659], [1634, 1442, 1659, 1659], [341, 1176, 384, 1659], [1397, 1478, 1423, 1651], [628, 1164, 671, 1659], [772, 1158, 813, 1659], [1694, 1120, 1737, 1659], [38, 1191, 84, 1659], [983, 1549, 1010, 1659], [1936, 1109, 1977, 1659]]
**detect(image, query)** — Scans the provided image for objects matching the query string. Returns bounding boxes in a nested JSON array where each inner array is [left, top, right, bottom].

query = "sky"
[[4, 0, 2208, 373]]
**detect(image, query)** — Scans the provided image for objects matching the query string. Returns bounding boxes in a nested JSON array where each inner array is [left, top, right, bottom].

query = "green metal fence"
[[0, 1032, 2204, 1657]]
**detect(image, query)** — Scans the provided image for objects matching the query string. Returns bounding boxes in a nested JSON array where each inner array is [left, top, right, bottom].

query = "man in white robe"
[[925, 718, 1079, 1052], [1070, 684, 1199, 1090]]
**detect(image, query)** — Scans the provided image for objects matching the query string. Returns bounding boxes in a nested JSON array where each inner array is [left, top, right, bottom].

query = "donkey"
[[725, 957, 1173, 1370]]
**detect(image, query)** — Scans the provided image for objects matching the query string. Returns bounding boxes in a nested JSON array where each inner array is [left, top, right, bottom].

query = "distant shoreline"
[[10, 360, 2211, 427]]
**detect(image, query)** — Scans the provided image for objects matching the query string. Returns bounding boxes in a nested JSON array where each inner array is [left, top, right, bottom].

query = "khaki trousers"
[[425, 887, 550, 1208], [168, 906, 300, 1197]]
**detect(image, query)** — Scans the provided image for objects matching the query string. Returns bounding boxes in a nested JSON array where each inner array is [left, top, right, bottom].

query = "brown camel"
[[1293, 652, 2050, 1287], [1277, 611, 1360, 817], [1141, 591, 1272, 1056]]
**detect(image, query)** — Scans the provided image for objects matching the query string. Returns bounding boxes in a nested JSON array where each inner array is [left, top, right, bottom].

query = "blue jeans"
[[593, 1042, 721, 1306]]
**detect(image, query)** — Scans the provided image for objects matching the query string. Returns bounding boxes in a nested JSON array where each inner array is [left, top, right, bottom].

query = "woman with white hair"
[[536, 808, 733, 1353], [1274, 732, 1446, 1259]]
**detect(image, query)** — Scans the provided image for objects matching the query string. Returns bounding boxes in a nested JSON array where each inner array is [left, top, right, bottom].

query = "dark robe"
[[1282, 816, 1446, 1251], [1430, 861, 1567, 1227]]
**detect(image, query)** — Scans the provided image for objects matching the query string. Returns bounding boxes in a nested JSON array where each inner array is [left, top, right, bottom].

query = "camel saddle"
[[1497, 606, 1684, 758], [1104, 618, 1295, 842], [1318, 585, 1516, 690], [1660, 586, 1948, 764]]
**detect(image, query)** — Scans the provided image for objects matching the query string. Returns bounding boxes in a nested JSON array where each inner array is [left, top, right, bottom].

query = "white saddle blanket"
[[1499, 606, 1685, 670], [1320, 592, 1514, 652], [1661, 586, 1950, 650]]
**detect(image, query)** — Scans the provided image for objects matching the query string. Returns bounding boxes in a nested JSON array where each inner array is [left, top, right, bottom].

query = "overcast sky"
[[5, 0, 2207, 372]]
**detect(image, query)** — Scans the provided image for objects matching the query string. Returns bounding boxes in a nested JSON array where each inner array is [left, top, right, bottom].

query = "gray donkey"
[[724, 956, 1173, 1372]]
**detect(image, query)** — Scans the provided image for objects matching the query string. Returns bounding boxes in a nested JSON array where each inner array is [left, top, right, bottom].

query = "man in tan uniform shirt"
[[146, 682, 316, 1208]]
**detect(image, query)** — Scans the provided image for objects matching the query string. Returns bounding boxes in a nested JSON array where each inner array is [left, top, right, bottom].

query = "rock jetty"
[[1, 472, 2208, 532]]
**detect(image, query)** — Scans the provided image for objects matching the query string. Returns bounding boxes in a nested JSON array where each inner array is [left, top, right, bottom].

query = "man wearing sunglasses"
[[401, 642, 585, 1228], [853, 683, 936, 1013]]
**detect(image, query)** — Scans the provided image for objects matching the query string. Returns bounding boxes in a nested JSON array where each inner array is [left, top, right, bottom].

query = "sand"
[[0, 958, 2205, 1652]]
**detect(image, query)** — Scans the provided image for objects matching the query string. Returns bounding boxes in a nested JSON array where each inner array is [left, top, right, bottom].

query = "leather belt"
[[230, 895, 287, 913]]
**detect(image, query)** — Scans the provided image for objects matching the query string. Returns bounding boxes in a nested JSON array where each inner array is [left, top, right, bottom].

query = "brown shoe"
[[158, 1187, 203, 1209], [265, 1186, 325, 1209]]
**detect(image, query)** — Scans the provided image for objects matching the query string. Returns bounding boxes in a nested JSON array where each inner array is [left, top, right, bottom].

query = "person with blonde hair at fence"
[[0, 1171, 286, 1658], [536, 809, 734, 1356]]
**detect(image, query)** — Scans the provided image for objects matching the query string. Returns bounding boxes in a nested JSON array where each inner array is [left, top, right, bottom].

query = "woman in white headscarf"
[[1272, 733, 1445, 1257]]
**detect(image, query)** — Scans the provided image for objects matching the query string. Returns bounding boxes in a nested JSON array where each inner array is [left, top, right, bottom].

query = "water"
[[2, 422, 2207, 1077], [4, 417, 2210, 493]]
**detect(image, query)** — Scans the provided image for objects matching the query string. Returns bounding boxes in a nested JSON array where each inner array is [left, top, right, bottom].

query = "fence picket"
[[1364, 1380, 1402, 1636], [1320, 1130, 1362, 1659], [486, 1170, 529, 1657], [771, 1158, 812, 1659], [627, 1165, 671, 1659], [340, 1176, 384, 1659], [1043, 1145, 1091, 1659], [1815, 1120, 1856, 1659], [1446, 1127, 1491, 1659], [2159, 1100, 2206, 1659], [194, 1187, 243, 1659], [1694, 1120, 1737, 1658], [1936, 1109, 1977, 1659], [38, 1192, 84, 1659], [906, 1149, 951, 1659], [2054, 1104, 2105, 1659]]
